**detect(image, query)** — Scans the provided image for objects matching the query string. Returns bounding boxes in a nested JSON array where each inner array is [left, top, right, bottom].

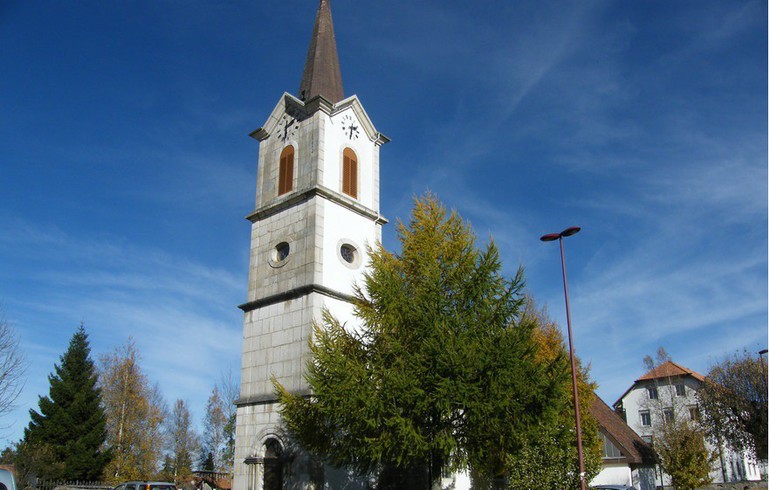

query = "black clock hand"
[[282, 118, 295, 140]]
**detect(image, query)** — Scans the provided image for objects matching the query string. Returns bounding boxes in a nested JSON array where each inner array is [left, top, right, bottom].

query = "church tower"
[[233, 1, 388, 489]]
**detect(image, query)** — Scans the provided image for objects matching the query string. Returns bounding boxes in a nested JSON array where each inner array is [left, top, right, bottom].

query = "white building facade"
[[613, 360, 763, 486]]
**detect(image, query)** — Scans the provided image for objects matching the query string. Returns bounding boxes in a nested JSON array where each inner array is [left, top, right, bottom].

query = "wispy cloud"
[[0, 217, 243, 443]]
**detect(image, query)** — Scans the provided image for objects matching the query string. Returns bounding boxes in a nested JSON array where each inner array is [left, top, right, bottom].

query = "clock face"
[[340, 114, 360, 140], [275, 114, 299, 142]]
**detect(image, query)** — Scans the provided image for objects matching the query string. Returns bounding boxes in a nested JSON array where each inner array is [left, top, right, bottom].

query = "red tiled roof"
[[636, 360, 705, 383], [590, 395, 656, 465]]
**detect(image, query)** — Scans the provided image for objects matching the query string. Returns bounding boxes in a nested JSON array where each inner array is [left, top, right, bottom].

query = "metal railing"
[[26, 479, 113, 490]]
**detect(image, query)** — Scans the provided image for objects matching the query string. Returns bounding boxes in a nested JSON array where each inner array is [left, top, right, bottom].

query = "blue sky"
[[0, 0, 766, 445]]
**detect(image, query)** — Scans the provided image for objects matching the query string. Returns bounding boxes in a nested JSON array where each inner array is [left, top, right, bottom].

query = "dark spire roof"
[[298, 0, 344, 104]]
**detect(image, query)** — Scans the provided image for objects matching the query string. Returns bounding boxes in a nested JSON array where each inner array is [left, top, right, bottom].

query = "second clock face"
[[340, 114, 360, 140], [276, 114, 299, 142]]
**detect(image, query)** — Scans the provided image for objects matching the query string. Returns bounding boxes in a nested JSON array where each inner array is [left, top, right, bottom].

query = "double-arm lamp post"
[[540, 226, 586, 490]]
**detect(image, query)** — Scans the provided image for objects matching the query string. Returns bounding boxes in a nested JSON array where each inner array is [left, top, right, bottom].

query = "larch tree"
[[276, 195, 566, 488], [23, 325, 110, 480], [100, 339, 167, 482], [699, 350, 768, 463]]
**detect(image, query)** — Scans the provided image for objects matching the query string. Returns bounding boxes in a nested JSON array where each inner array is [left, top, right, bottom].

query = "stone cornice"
[[235, 390, 311, 408], [245, 184, 388, 225], [238, 283, 355, 313]]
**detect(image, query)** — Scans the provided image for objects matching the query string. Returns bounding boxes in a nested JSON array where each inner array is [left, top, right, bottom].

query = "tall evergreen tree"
[[24, 325, 110, 480]]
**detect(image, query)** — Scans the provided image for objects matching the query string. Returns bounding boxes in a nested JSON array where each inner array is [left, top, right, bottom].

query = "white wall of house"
[[617, 376, 761, 485], [591, 463, 633, 487]]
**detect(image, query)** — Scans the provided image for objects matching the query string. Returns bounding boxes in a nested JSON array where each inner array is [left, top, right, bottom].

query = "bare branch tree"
[[0, 310, 26, 427]]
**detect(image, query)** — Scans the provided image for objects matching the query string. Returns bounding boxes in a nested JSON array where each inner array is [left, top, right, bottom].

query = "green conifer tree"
[[277, 195, 566, 487], [24, 325, 110, 480]]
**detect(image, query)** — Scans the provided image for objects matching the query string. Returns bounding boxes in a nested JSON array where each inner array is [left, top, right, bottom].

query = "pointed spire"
[[298, 0, 344, 104]]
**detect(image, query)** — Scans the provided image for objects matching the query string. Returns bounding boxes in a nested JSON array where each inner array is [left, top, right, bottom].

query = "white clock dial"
[[275, 114, 299, 142], [340, 114, 360, 140]]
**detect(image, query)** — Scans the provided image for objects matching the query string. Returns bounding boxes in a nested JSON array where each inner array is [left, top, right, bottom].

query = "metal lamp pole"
[[540, 226, 585, 490]]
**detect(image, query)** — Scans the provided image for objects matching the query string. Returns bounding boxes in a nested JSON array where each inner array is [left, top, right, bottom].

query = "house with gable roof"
[[589, 396, 657, 490], [612, 360, 763, 487]]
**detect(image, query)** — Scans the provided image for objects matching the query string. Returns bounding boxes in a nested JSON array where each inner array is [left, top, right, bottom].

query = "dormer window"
[[342, 148, 358, 198], [279, 146, 294, 195]]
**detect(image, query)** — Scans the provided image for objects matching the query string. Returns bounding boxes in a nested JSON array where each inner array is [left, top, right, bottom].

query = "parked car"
[[591, 485, 638, 490], [114, 482, 176, 490], [0, 469, 16, 490]]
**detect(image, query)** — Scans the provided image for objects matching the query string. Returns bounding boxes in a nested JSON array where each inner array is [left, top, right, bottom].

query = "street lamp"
[[540, 226, 585, 490]]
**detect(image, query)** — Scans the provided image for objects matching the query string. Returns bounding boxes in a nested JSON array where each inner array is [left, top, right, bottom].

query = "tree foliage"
[[655, 418, 715, 490], [100, 339, 167, 482], [277, 195, 566, 487], [23, 325, 110, 480], [215, 370, 238, 472], [504, 298, 602, 490], [699, 350, 768, 462], [201, 386, 227, 472], [161, 399, 199, 484]]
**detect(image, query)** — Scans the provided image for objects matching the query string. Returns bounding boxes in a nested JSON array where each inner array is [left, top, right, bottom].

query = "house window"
[[278, 145, 294, 195], [601, 432, 622, 459], [689, 405, 700, 421], [642, 435, 653, 444], [675, 383, 686, 396], [342, 147, 358, 198], [663, 408, 674, 423], [648, 386, 658, 400], [640, 410, 651, 427]]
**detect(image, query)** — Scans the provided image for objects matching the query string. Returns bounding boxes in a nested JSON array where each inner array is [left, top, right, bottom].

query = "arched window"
[[278, 146, 294, 195], [342, 147, 358, 198]]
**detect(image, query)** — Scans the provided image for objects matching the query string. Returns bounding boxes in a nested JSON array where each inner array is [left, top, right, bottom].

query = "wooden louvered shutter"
[[342, 148, 357, 198], [278, 146, 294, 195]]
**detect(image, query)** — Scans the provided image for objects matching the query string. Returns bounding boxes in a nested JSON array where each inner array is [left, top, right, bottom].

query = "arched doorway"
[[263, 438, 284, 490]]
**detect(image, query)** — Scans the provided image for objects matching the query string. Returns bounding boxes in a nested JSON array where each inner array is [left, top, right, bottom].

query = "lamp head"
[[561, 226, 581, 237], [540, 233, 561, 242]]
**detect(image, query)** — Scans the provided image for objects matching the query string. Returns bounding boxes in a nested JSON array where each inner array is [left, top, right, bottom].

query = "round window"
[[268, 241, 292, 268], [337, 240, 361, 269], [275, 242, 290, 262], [340, 244, 356, 264]]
